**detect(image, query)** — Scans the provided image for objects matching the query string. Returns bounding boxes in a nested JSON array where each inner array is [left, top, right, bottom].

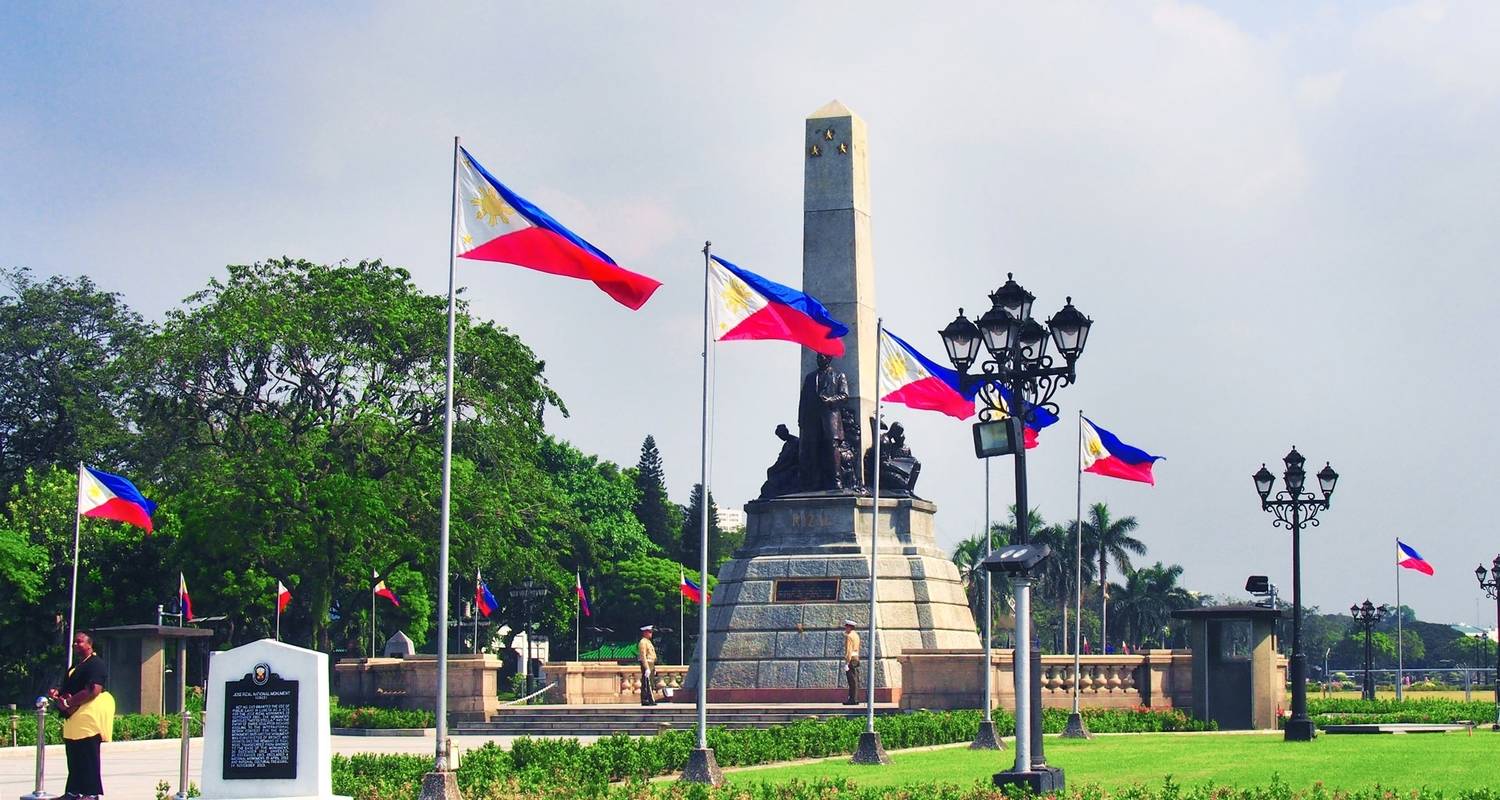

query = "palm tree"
[[1080, 502, 1146, 652], [950, 531, 1012, 642], [1043, 519, 1098, 653], [1108, 562, 1196, 648]]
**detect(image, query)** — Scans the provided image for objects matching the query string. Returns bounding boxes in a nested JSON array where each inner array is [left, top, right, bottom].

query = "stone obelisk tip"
[[808, 99, 858, 120]]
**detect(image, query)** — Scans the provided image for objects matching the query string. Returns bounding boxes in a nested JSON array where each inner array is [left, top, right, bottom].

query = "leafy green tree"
[[0, 269, 148, 497], [631, 435, 681, 558], [589, 555, 716, 665], [134, 258, 560, 652], [680, 484, 723, 569], [1079, 502, 1145, 650], [0, 465, 177, 699]]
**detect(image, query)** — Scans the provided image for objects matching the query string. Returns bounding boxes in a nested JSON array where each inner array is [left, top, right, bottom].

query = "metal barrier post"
[[20, 697, 56, 800]]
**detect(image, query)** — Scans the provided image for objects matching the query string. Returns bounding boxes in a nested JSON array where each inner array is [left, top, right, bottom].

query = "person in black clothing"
[[48, 632, 114, 800]]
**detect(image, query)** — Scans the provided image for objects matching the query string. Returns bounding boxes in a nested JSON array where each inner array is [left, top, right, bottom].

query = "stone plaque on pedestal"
[[201, 639, 348, 800]]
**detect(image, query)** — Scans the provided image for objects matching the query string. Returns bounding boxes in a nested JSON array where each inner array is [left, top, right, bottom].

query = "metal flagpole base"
[[1062, 711, 1093, 739], [970, 720, 1005, 749], [418, 770, 464, 800], [1283, 718, 1316, 741], [994, 766, 1066, 792], [682, 747, 724, 785], [851, 731, 892, 764]]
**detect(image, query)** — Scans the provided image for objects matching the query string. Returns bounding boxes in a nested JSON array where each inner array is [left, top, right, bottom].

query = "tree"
[[134, 258, 561, 651], [631, 435, 681, 558], [1107, 562, 1196, 648], [1079, 502, 1145, 650], [0, 269, 148, 497], [589, 555, 716, 666], [950, 530, 1011, 642], [680, 483, 724, 568]]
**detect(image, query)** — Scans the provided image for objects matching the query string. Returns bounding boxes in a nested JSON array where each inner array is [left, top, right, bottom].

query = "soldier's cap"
[[843, 619, 857, 627], [640, 625, 654, 632]]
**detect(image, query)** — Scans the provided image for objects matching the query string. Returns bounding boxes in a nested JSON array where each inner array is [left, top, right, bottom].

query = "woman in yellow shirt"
[[48, 632, 115, 800]]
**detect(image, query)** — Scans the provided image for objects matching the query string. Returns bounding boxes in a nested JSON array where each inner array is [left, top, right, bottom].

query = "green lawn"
[[727, 731, 1500, 792]]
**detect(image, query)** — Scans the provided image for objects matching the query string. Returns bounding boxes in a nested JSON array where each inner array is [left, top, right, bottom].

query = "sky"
[[3, 2, 1498, 628]]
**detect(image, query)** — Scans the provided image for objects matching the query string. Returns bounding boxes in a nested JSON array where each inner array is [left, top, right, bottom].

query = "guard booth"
[[92, 624, 214, 715], [1172, 605, 1286, 730]]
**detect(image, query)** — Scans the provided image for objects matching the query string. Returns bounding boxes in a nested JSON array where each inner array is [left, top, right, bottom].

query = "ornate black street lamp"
[[1476, 555, 1500, 730], [941, 274, 1091, 791], [1349, 600, 1388, 701], [1253, 448, 1338, 742]]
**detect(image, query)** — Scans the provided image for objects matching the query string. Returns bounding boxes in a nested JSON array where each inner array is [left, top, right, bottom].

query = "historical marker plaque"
[[773, 578, 840, 603], [222, 662, 299, 780]]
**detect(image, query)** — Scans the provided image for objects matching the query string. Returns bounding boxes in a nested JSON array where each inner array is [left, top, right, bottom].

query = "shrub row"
[[8, 708, 205, 746], [1305, 697, 1495, 724], [331, 707, 1213, 799], [329, 701, 435, 729]]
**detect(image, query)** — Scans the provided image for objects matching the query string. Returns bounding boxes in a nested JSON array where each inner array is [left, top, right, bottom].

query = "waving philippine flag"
[[575, 571, 591, 618], [475, 574, 498, 618], [878, 329, 974, 420], [277, 581, 292, 613], [373, 574, 400, 607], [708, 255, 847, 356], [455, 147, 662, 310], [78, 464, 156, 533], [1396, 540, 1434, 575], [1080, 416, 1164, 485], [680, 570, 709, 604], [179, 573, 194, 621]]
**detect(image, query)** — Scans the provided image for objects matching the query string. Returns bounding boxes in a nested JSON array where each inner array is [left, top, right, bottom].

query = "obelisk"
[[801, 100, 876, 432]]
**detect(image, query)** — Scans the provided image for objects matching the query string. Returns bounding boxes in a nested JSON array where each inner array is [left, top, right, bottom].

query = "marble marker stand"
[[201, 639, 349, 800]]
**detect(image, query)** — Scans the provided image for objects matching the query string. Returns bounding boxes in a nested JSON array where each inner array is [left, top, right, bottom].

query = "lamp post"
[[1252, 447, 1338, 742], [940, 274, 1092, 791], [1476, 555, 1500, 730], [1349, 600, 1388, 701]]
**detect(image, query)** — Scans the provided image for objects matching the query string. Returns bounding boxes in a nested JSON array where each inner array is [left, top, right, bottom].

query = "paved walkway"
[[0, 732, 597, 799]]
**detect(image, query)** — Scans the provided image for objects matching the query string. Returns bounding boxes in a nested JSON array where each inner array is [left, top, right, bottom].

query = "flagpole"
[[371, 575, 377, 659], [67, 461, 83, 669], [473, 568, 480, 655], [854, 317, 887, 763], [680, 241, 721, 784], [680, 570, 686, 665], [1063, 410, 1090, 739], [1395, 540, 1404, 701], [275, 587, 281, 642], [432, 134, 461, 771], [576, 571, 582, 661]]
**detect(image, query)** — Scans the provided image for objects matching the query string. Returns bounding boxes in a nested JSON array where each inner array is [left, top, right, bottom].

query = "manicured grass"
[[1324, 689, 1489, 702], [727, 730, 1500, 792]]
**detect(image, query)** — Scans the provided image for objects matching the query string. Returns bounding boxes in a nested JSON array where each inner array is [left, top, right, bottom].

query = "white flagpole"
[[982, 458, 993, 722], [433, 134, 461, 770], [68, 461, 83, 669], [1395, 539, 1404, 701], [696, 242, 712, 752], [576, 571, 582, 661], [371, 570, 377, 659], [275, 585, 281, 642], [680, 570, 686, 665], [474, 568, 481, 655], [866, 319, 884, 734], [1074, 412, 1084, 712]]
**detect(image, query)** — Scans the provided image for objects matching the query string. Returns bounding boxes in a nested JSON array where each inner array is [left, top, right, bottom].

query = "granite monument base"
[[683, 494, 979, 704]]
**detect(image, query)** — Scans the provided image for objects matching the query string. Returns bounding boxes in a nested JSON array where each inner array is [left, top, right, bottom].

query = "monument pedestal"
[[683, 494, 978, 703]]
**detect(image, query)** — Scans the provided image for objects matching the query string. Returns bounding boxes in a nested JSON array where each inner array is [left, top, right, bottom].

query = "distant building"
[[716, 507, 746, 530]]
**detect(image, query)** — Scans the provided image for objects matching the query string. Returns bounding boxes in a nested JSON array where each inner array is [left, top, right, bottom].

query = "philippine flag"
[[373, 576, 400, 607], [878, 329, 974, 420], [708, 255, 848, 356], [680, 570, 708, 605], [575, 572, 591, 618], [1080, 416, 1164, 485], [179, 573, 194, 621], [77, 465, 156, 533], [992, 384, 1059, 449], [277, 581, 292, 613], [1396, 540, 1435, 575], [455, 147, 662, 310], [475, 576, 498, 618]]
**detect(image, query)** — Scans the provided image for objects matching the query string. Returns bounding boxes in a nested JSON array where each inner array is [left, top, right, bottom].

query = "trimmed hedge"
[[331, 707, 1214, 799], [10, 708, 204, 746], [1304, 697, 1495, 727], [330, 701, 434, 729]]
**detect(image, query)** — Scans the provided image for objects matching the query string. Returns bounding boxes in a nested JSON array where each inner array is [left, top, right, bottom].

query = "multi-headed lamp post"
[[1348, 600, 1388, 701], [940, 274, 1092, 791], [1476, 555, 1500, 730], [1253, 447, 1338, 742]]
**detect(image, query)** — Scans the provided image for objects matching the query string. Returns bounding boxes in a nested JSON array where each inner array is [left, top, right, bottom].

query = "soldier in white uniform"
[[638, 624, 658, 706]]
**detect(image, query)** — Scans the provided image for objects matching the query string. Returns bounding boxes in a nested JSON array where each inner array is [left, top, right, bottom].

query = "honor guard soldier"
[[842, 620, 861, 705], [638, 625, 658, 706]]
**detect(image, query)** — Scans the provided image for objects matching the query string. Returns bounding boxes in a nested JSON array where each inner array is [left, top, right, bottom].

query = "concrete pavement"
[[0, 732, 600, 799]]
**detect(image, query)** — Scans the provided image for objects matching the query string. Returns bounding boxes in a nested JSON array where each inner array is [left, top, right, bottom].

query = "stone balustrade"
[[543, 662, 691, 705], [897, 649, 1199, 711]]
